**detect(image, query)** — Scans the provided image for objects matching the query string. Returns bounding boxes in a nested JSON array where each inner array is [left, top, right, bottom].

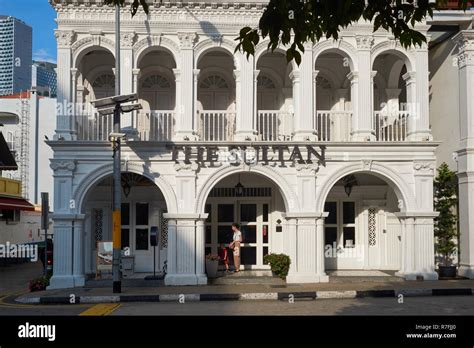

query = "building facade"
[[0, 16, 32, 96], [0, 90, 56, 205], [429, 10, 474, 280], [48, 0, 442, 289], [32, 61, 57, 98]]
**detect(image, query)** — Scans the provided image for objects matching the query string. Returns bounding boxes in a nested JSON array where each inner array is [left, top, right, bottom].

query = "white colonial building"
[[47, 0, 444, 289]]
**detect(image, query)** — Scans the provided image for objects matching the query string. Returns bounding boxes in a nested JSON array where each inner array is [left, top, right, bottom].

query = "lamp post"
[[91, 93, 142, 294]]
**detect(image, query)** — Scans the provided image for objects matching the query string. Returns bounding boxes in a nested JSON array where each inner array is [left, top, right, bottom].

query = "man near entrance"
[[230, 223, 242, 272]]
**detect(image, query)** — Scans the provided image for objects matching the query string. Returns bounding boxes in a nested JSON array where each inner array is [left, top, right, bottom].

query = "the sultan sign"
[[170, 144, 326, 167]]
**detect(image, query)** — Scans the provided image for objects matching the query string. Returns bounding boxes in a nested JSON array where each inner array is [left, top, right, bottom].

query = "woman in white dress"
[[229, 223, 242, 272]]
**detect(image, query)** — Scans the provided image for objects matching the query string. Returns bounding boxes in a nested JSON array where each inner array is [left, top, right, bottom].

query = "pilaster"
[[235, 54, 256, 140]]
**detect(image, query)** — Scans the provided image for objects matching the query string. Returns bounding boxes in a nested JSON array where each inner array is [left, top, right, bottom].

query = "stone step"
[[209, 275, 285, 286]]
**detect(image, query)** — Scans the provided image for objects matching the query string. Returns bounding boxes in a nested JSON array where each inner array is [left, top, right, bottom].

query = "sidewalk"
[[15, 278, 474, 304]]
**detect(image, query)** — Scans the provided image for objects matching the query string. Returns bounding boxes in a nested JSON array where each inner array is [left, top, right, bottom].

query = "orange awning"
[[0, 197, 35, 211]]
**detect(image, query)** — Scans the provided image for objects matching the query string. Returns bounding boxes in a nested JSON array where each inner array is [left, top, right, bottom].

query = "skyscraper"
[[32, 60, 57, 97], [0, 15, 32, 96]]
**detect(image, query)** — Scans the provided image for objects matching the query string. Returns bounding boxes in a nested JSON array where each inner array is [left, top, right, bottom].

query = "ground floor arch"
[[322, 173, 403, 273], [81, 172, 169, 275]]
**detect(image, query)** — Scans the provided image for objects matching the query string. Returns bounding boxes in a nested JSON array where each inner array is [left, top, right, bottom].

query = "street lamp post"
[[91, 91, 142, 294]]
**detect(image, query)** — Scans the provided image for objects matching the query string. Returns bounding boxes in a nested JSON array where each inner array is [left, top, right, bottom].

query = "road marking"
[[79, 303, 121, 316], [0, 291, 89, 309]]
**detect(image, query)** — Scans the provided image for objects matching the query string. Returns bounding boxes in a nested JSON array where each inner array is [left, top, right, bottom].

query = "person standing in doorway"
[[229, 223, 242, 273]]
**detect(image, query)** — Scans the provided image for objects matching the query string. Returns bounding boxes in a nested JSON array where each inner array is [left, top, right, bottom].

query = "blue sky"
[[0, 0, 57, 63]]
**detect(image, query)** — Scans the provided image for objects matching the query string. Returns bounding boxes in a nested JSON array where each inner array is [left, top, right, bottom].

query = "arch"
[[74, 162, 178, 214], [72, 36, 115, 68], [387, 59, 406, 89], [195, 165, 300, 214], [133, 36, 180, 68], [313, 39, 358, 71], [254, 41, 298, 71], [257, 67, 285, 90], [371, 40, 415, 72], [316, 162, 416, 214], [194, 38, 240, 70], [198, 66, 235, 89]]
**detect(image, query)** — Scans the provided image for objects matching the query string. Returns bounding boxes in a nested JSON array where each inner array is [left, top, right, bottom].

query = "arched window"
[[141, 74, 171, 89], [316, 76, 331, 90], [200, 75, 228, 89], [257, 75, 276, 89], [92, 73, 115, 89]]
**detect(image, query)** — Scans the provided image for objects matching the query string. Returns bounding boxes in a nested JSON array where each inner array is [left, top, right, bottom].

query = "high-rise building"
[[32, 60, 57, 98], [0, 15, 32, 96]]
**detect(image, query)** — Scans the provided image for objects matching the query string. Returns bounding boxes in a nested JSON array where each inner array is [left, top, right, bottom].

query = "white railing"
[[75, 113, 113, 141], [132, 111, 174, 141], [373, 111, 409, 141], [74, 110, 174, 141], [256, 111, 294, 141], [313, 111, 353, 141], [198, 110, 235, 142]]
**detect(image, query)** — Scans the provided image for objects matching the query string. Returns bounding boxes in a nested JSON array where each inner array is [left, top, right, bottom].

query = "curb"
[[15, 288, 474, 305]]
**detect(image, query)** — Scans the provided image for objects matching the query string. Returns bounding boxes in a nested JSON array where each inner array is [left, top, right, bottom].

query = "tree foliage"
[[434, 163, 458, 266], [235, 0, 470, 64]]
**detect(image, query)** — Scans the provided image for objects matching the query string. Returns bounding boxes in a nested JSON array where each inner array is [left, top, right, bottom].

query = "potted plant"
[[28, 274, 51, 292], [205, 254, 220, 278], [434, 163, 458, 278], [263, 253, 291, 280]]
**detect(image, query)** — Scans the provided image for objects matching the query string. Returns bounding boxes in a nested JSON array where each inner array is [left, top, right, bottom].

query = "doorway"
[[205, 199, 271, 269]]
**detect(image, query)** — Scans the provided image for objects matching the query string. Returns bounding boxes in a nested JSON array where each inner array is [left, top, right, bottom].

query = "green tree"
[[434, 163, 458, 267]]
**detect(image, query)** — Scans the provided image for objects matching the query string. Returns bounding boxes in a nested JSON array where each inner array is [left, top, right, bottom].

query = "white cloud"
[[33, 48, 56, 64]]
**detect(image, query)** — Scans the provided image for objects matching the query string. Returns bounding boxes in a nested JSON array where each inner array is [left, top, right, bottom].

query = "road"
[[0, 295, 473, 316]]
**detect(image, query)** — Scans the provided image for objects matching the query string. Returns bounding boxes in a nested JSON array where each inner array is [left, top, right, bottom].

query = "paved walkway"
[[15, 277, 474, 303]]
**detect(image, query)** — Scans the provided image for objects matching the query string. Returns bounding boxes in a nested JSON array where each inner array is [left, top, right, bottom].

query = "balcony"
[[314, 111, 353, 142], [74, 111, 174, 141], [373, 111, 409, 142], [198, 110, 236, 142], [255, 111, 293, 141]]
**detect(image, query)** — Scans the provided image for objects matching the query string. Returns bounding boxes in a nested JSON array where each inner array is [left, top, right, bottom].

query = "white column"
[[132, 68, 140, 94], [284, 215, 329, 283], [70, 68, 78, 139], [195, 219, 206, 283], [253, 69, 260, 132], [283, 217, 297, 277], [235, 54, 256, 140], [120, 32, 134, 95], [312, 70, 319, 128], [72, 215, 86, 287], [48, 160, 77, 289], [293, 45, 316, 141], [455, 30, 474, 278], [348, 71, 359, 140], [396, 216, 415, 277], [413, 44, 432, 141], [173, 68, 181, 135], [176, 32, 197, 140], [48, 217, 74, 289], [192, 69, 200, 136], [353, 36, 375, 141], [316, 216, 329, 281], [54, 30, 75, 140], [131, 68, 140, 129], [164, 214, 208, 286], [403, 71, 417, 140]]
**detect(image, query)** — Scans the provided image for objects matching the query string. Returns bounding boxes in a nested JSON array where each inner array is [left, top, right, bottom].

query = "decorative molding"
[[413, 161, 435, 176], [177, 32, 197, 49], [355, 35, 374, 50], [174, 161, 200, 173], [361, 160, 373, 171], [55, 30, 76, 48], [296, 163, 319, 176], [50, 160, 76, 171], [120, 32, 136, 48]]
